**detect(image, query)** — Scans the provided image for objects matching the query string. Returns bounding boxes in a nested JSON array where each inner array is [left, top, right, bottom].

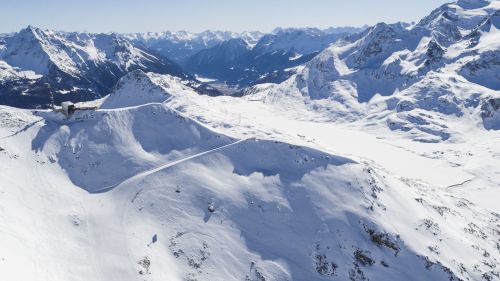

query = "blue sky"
[[1, 0, 450, 33]]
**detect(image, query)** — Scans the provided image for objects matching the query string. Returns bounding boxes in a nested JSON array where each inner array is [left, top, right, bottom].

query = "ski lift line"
[[91, 138, 252, 194]]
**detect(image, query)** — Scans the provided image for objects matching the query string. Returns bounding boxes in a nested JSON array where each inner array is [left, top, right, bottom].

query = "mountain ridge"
[[242, 0, 500, 142]]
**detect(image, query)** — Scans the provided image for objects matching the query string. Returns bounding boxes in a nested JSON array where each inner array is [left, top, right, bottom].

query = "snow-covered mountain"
[[257, 28, 350, 55], [184, 27, 366, 87], [124, 27, 366, 68], [123, 30, 264, 63], [1, 61, 499, 280], [1, 1, 500, 280], [0, 26, 367, 107], [323, 25, 372, 35], [184, 38, 251, 79], [0, 26, 202, 108], [244, 0, 500, 142]]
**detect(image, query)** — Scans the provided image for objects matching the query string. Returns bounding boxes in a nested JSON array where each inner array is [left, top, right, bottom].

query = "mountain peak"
[[101, 70, 170, 109], [271, 27, 323, 36], [371, 22, 394, 33], [21, 25, 38, 32], [221, 38, 250, 49], [2, 25, 56, 75], [17, 25, 45, 39]]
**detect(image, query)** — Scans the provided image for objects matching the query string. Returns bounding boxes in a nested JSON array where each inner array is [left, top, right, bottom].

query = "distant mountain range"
[[183, 28, 366, 86], [0, 25, 367, 108], [125, 27, 368, 87], [123, 30, 264, 63], [0, 26, 197, 108]]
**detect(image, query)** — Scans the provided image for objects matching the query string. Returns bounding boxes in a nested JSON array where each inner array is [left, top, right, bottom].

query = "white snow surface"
[[241, 0, 500, 143], [124, 30, 264, 47], [0, 66, 499, 280], [1, 1, 499, 281], [0, 26, 165, 77], [0, 60, 42, 81]]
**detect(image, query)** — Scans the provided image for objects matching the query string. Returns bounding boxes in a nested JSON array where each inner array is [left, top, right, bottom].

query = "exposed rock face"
[[481, 97, 500, 129], [0, 26, 191, 108], [245, 0, 500, 139]]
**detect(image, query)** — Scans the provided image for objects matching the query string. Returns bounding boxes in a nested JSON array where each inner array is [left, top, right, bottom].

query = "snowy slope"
[[0, 1, 499, 280], [256, 28, 347, 55], [101, 69, 200, 109], [0, 60, 42, 81], [1, 26, 188, 77], [183, 28, 363, 87], [243, 0, 500, 142], [125, 26, 365, 67], [186, 38, 251, 67], [183, 38, 251, 80], [0, 26, 192, 108], [1, 67, 500, 280], [0, 25, 364, 106], [123, 30, 264, 63]]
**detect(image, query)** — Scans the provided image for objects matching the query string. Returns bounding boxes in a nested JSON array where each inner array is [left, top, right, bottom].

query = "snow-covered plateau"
[[0, 0, 499, 281]]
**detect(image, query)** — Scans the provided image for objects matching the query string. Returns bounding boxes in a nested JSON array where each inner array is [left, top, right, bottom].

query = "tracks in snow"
[[92, 138, 250, 194], [83, 138, 250, 280]]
